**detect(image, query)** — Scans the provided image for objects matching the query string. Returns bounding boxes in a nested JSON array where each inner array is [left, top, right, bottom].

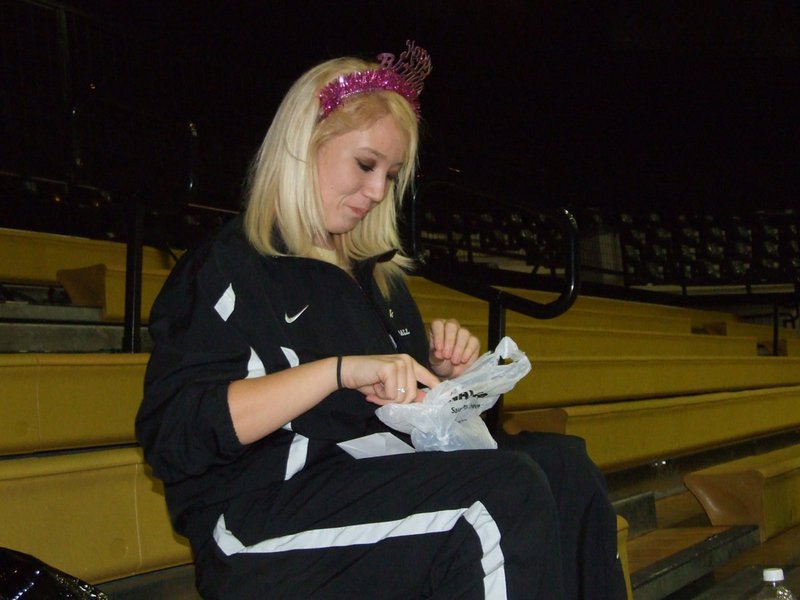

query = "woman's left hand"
[[428, 318, 480, 379]]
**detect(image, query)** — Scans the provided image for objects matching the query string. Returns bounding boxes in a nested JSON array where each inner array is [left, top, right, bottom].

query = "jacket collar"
[[268, 225, 397, 272]]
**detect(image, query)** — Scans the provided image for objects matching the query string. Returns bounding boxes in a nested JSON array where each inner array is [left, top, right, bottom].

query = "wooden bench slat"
[[505, 386, 800, 471], [497, 285, 740, 328], [404, 319, 757, 359], [0, 227, 176, 285], [408, 277, 740, 330], [706, 320, 797, 342], [706, 320, 800, 355], [781, 338, 800, 357], [684, 444, 800, 541], [506, 356, 800, 410], [57, 263, 171, 323], [0, 447, 191, 584], [6, 353, 800, 455], [413, 294, 696, 334], [1, 354, 147, 454]]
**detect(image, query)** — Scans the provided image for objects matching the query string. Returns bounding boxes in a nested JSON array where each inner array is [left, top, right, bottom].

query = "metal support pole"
[[484, 293, 507, 435], [122, 202, 144, 352]]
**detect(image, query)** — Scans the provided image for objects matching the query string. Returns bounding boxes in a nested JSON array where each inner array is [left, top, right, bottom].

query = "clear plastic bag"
[[376, 337, 531, 451]]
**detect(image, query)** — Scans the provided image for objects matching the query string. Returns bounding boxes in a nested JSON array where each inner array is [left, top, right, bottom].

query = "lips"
[[349, 205, 370, 218]]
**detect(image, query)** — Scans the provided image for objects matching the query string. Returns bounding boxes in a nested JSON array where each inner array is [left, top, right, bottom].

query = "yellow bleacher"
[[506, 386, 800, 471], [408, 276, 800, 473], [1, 228, 190, 585], [0, 352, 190, 584], [0, 353, 148, 455], [57, 263, 172, 322], [4, 227, 800, 597], [429, 320, 758, 359], [706, 319, 800, 355], [0, 447, 190, 584], [0, 227, 176, 284], [407, 274, 800, 596], [413, 289, 696, 334], [0, 227, 176, 322]]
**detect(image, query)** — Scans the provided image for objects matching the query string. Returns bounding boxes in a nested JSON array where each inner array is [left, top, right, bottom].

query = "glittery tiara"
[[318, 40, 433, 120]]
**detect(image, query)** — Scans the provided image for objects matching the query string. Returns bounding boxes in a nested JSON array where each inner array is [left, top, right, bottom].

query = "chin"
[[328, 224, 357, 236], [334, 217, 363, 234]]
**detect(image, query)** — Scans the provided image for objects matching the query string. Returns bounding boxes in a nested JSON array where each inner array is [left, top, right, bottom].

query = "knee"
[[491, 449, 556, 507], [503, 432, 603, 481]]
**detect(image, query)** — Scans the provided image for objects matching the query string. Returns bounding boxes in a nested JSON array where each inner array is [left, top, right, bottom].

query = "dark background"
[[9, 0, 800, 215]]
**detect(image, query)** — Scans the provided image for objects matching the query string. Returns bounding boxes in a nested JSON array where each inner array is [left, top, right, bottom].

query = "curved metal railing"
[[410, 179, 581, 432]]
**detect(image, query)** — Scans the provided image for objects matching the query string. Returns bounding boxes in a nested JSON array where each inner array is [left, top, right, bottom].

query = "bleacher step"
[[0, 301, 102, 322], [0, 321, 153, 353], [629, 525, 759, 599], [613, 492, 658, 538], [99, 564, 200, 599], [0, 297, 152, 352]]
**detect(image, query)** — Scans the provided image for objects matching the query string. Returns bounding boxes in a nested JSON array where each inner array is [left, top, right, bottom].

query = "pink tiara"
[[318, 40, 432, 120]]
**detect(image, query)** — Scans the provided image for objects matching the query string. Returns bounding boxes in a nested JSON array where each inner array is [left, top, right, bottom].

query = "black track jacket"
[[135, 216, 430, 540]]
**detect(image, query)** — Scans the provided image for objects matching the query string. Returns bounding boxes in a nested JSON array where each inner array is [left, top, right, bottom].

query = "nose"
[[363, 172, 388, 203]]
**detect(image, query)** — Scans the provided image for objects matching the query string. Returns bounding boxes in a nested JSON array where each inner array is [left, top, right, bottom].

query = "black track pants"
[[498, 432, 627, 600], [194, 449, 565, 599]]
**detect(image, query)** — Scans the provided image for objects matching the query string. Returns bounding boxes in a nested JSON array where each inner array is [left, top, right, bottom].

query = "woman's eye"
[[387, 172, 399, 182], [356, 160, 374, 173]]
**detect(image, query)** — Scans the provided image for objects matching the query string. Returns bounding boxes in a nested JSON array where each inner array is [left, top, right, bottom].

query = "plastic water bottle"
[[755, 568, 796, 599]]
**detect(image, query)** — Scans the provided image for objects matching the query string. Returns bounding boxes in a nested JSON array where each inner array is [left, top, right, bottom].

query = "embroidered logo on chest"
[[285, 305, 309, 323]]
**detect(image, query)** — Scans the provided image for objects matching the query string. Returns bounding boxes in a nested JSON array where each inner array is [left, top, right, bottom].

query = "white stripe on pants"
[[214, 500, 507, 598]]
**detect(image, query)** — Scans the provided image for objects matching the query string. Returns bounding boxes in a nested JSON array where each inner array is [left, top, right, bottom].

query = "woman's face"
[[316, 114, 406, 239]]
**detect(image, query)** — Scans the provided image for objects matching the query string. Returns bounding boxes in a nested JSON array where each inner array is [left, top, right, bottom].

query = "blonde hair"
[[244, 57, 419, 293]]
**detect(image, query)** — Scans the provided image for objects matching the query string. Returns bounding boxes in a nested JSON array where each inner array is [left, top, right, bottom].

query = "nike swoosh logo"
[[284, 305, 309, 323]]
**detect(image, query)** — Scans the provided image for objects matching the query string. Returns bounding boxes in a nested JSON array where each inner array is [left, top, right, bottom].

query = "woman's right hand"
[[228, 354, 440, 445], [339, 354, 440, 406]]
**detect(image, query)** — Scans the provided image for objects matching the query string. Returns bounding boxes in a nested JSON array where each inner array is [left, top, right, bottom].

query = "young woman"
[[136, 42, 624, 599]]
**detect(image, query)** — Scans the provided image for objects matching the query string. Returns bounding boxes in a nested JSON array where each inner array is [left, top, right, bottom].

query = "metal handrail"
[[410, 179, 581, 433], [410, 179, 580, 319]]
